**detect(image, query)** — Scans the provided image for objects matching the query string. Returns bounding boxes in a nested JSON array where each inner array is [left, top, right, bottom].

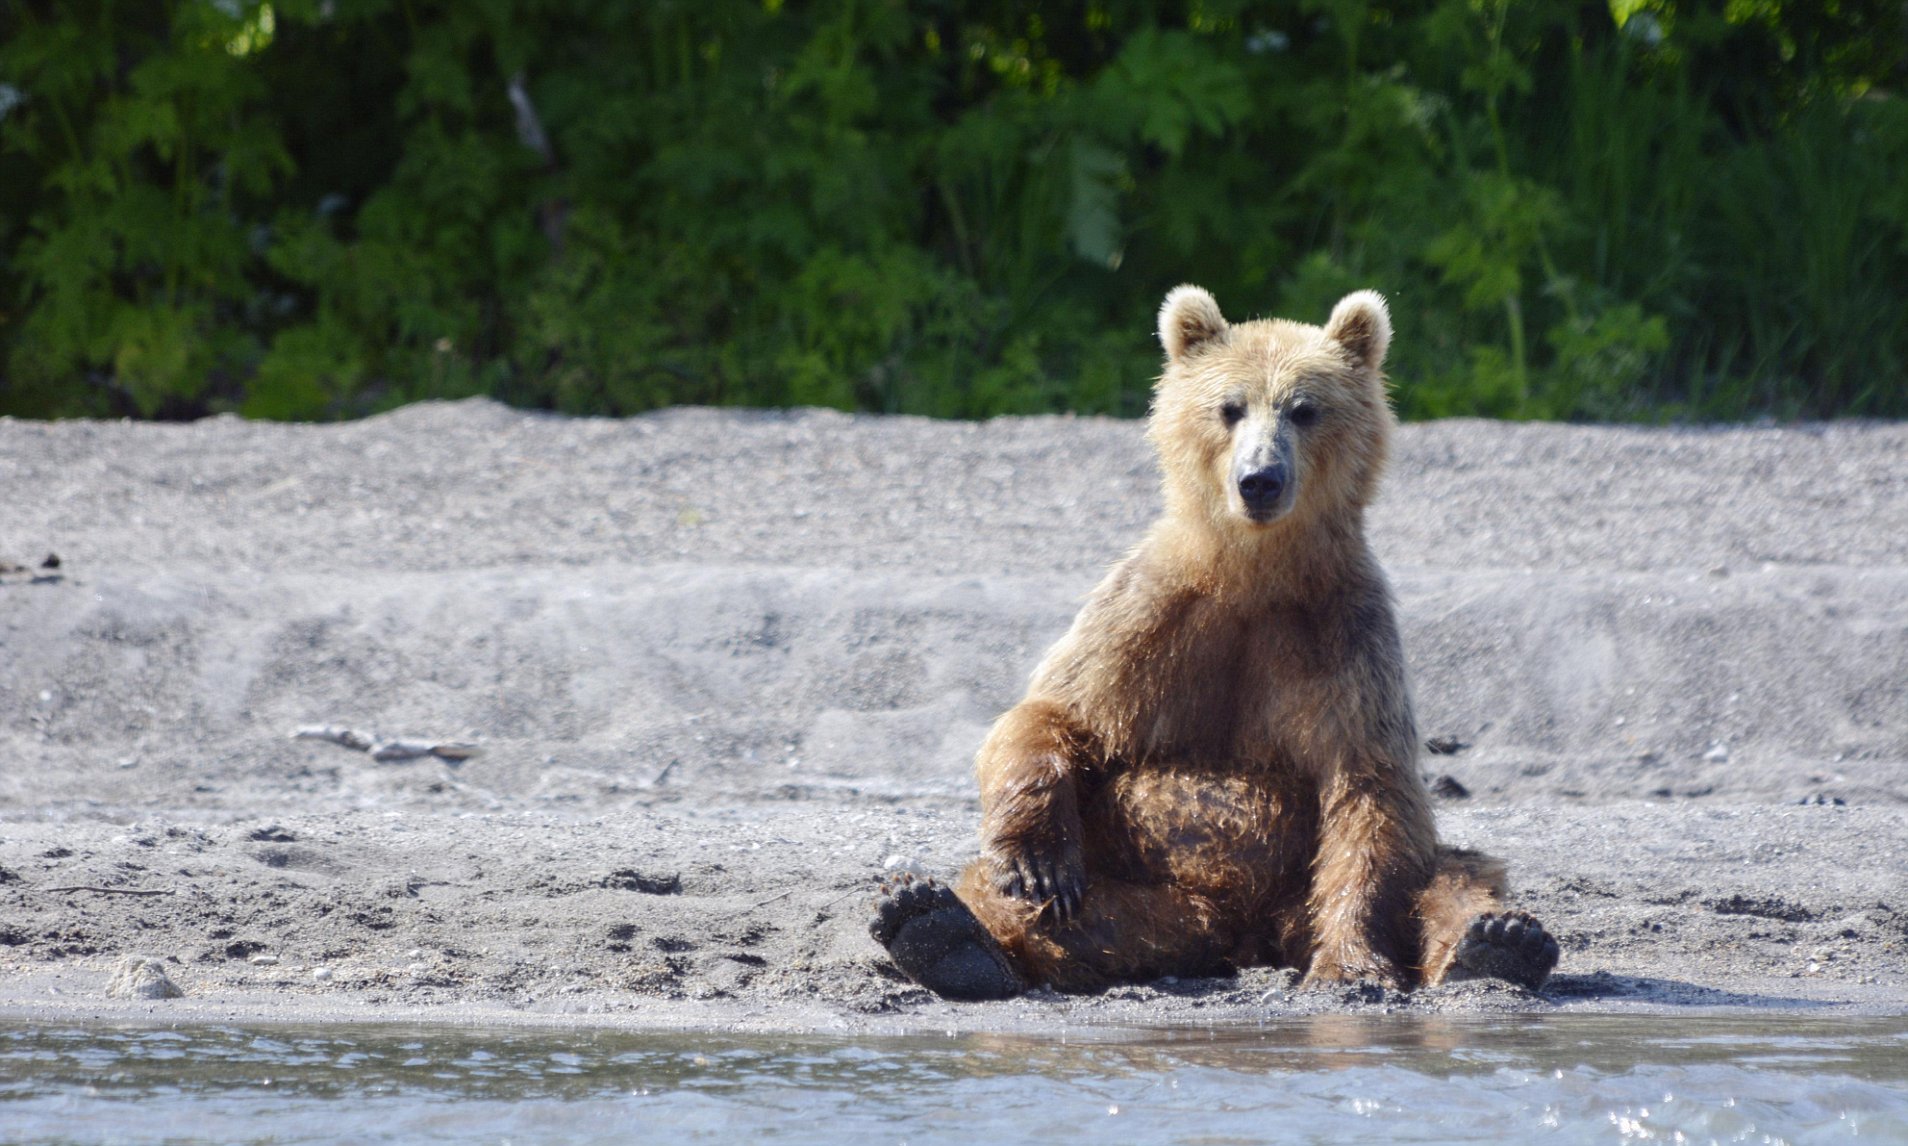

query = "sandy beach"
[[1, 401, 1904, 1033]]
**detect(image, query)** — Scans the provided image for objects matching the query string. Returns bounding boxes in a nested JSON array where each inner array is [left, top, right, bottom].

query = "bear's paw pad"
[[869, 875, 1022, 1001], [1451, 910, 1559, 991]]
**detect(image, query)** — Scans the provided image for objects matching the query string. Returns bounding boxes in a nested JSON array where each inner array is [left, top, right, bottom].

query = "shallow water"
[[3, 1014, 1906, 1145]]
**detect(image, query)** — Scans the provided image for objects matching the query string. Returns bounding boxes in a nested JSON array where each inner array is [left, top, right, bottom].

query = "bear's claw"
[[1450, 910, 1559, 991], [1000, 854, 1084, 924], [989, 841, 1085, 925], [870, 874, 1023, 1001]]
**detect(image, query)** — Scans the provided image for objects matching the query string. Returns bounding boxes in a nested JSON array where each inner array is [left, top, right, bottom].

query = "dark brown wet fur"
[[872, 287, 1557, 998]]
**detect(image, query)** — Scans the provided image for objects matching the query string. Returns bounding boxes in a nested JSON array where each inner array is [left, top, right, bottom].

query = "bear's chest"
[[1105, 598, 1346, 766]]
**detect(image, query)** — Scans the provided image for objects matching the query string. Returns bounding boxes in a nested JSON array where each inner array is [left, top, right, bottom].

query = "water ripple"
[[1, 1014, 1904, 1144]]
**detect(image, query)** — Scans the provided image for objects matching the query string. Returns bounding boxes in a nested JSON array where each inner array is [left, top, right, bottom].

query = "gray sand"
[[1, 401, 1904, 1032]]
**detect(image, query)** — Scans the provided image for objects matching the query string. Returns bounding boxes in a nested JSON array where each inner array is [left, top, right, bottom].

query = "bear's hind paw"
[[1450, 911, 1559, 991], [870, 875, 1023, 1001]]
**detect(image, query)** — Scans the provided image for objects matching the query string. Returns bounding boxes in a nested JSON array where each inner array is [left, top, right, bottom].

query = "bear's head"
[[1148, 285, 1394, 536]]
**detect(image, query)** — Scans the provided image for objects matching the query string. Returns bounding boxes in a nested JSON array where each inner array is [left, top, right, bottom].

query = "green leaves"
[[0, 1, 1903, 422], [1424, 173, 1561, 313], [1065, 140, 1126, 268], [0, 2, 288, 414], [1094, 28, 1249, 157]]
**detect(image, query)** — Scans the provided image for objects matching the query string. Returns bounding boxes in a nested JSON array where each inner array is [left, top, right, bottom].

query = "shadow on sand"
[[1544, 970, 1831, 1009]]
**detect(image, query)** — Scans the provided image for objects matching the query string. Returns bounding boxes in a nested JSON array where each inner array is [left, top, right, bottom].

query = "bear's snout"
[[1236, 462, 1288, 520]]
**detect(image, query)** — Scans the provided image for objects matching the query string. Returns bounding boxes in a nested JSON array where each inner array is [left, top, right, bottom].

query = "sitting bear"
[[870, 286, 1559, 1000]]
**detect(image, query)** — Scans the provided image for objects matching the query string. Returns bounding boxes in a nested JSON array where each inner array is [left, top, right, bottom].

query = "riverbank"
[[2, 401, 1903, 1031]]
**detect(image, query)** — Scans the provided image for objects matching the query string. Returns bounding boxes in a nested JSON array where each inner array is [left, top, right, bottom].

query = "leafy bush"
[[1, 0, 1903, 422]]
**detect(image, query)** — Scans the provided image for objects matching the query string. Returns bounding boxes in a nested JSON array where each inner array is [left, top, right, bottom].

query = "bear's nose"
[[1237, 464, 1286, 508]]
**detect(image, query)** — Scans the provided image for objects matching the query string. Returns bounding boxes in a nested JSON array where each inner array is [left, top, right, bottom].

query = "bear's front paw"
[[988, 843, 1085, 924]]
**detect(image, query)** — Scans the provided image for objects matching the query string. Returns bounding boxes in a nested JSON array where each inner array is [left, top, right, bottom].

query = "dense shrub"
[[1, 1, 1904, 422]]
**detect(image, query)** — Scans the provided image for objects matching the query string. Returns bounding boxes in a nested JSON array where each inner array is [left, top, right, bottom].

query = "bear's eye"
[[1288, 401, 1321, 429], [1219, 401, 1246, 427]]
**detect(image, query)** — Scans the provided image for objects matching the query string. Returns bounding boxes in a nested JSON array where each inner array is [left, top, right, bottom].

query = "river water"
[[3, 1014, 1906, 1144]]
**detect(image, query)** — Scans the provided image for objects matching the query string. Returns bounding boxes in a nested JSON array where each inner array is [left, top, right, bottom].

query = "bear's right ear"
[[1158, 285, 1228, 364]]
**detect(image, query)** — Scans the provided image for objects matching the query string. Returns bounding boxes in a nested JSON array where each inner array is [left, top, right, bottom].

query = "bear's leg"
[[1415, 846, 1559, 990], [1305, 773, 1437, 988], [1414, 846, 1507, 982], [954, 862, 1233, 993], [870, 874, 1023, 1000]]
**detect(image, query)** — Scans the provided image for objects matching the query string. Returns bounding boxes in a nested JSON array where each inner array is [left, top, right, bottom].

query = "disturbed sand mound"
[[0, 400, 1904, 1028]]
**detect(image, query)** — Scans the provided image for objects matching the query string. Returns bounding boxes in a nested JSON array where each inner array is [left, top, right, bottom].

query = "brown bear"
[[870, 286, 1558, 1000]]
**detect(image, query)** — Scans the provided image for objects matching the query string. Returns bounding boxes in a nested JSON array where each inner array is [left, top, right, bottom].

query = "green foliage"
[[1, 0, 1904, 422]]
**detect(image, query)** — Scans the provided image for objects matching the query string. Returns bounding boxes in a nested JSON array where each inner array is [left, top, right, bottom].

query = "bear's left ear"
[[1158, 285, 1228, 364], [1324, 290, 1392, 372]]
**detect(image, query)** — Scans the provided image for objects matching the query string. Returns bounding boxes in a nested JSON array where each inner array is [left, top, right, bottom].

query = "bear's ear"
[[1158, 285, 1228, 364], [1324, 290, 1392, 372]]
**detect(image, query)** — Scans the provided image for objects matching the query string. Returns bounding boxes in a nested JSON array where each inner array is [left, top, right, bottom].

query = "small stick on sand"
[[746, 888, 798, 911], [294, 725, 480, 764], [294, 725, 373, 751], [746, 884, 866, 913], [42, 885, 175, 897], [818, 886, 864, 911]]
